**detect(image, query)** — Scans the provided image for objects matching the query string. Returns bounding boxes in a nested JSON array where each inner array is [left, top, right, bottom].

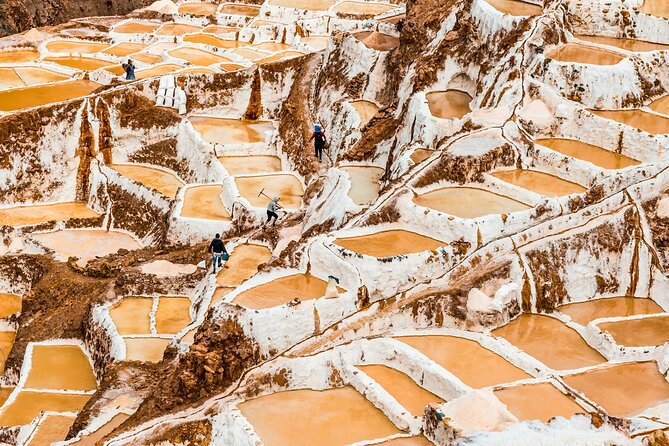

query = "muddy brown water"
[[331, 1, 396, 14], [493, 382, 583, 422], [178, 2, 218, 15], [45, 40, 108, 54], [413, 186, 531, 218], [0, 294, 21, 319], [183, 34, 246, 48], [576, 35, 669, 52], [268, 0, 334, 10], [350, 100, 380, 127], [69, 412, 130, 445], [255, 51, 305, 64], [216, 244, 272, 287], [219, 3, 261, 16], [168, 47, 232, 66], [546, 43, 625, 65], [341, 165, 384, 205], [0, 49, 39, 63], [110, 297, 153, 335], [591, 109, 669, 134], [0, 202, 99, 226], [114, 21, 160, 34], [536, 138, 640, 169], [218, 155, 282, 175], [640, 0, 669, 18], [0, 79, 100, 112], [426, 90, 472, 119], [32, 229, 141, 264], [123, 338, 170, 363], [181, 185, 230, 220], [156, 23, 202, 36], [597, 315, 669, 347], [235, 174, 304, 208], [155, 296, 192, 335], [233, 274, 334, 309], [103, 42, 147, 57], [191, 117, 275, 144], [485, 0, 543, 15], [27, 413, 76, 445], [112, 164, 184, 199], [396, 336, 530, 388], [558, 297, 664, 326], [493, 314, 605, 370], [0, 392, 90, 426], [358, 364, 443, 416], [335, 230, 444, 257], [44, 56, 113, 71], [25, 345, 97, 391], [353, 31, 399, 51], [238, 387, 401, 446], [491, 170, 586, 197], [564, 361, 669, 417]]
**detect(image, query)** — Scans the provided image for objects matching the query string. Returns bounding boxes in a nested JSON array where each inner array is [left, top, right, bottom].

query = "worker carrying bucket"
[[325, 275, 340, 298]]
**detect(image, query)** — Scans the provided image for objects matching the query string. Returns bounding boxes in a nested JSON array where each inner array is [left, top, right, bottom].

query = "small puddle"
[[410, 148, 435, 165], [0, 294, 21, 319], [268, 0, 334, 10], [178, 2, 218, 15], [485, 0, 543, 15], [110, 297, 153, 335], [330, 1, 397, 15], [640, 0, 669, 19], [591, 109, 669, 134], [0, 392, 90, 426], [216, 244, 272, 287], [0, 49, 39, 63], [233, 273, 333, 309], [103, 42, 147, 57], [350, 100, 379, 127], [135, 64, 183, 79], [396, 336, 530, 388], [341, 165, 384, 205], [536, 138, 640, 169], [597, 315, 669, 347], [168, 47, 231, 66], [493, 382, 582, 422], [181, 185, 230, 220], [0, 202, 99, 226], [358, 364, 443, 416], [191, 116, 275, 144], [155, 296, 192, 335], [492, 314, 606, 370], [24, 345, 97, 391], [27, 413, 76, 445], [0, 79, 100, 112], [238, 386, 401, 446], [156, 23, 202, 36], [235, 174, 304, 208], [184, 33, 246, 48], [219, 3, 261, 16], [334, 230, 443, 257], [45, 40, 108, 54], [32, 229, 141, 264], [558, 297, 663, 326], [113, 21, 160, 34], [218, 155, 282, 175], [491, 170, 586, 197], [69, 412, 130, 445], [563, 361, 669, 417], [112, 164, 184, 199], [413, 186, 530, 218], [301, 36, 330, 51], [123, 338, 170, 363], [252, 42, 292, 52], [353, 31, 399, 51], [546, 43, 624, 65], [255, 51, 305, 64], [425, 90, 472, 119], [576, 35, 669, 52]]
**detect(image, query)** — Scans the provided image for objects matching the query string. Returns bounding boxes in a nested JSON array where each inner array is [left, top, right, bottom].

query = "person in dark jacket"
[[122, 59, 136, 81], [310, 124, 327, 161], [208, 233, 228, 273], [262, 196, 281, 229]]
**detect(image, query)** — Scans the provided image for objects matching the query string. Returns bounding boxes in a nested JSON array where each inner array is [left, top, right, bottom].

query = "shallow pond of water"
[[0, 294, 21, 319], [0, 49, 39, 64], [330, 1, 396, 15], [123, 338, 170, 363], [0, 79, 100, 112], [255, 51, 304, 65], [181, 185, 230, 220], [301, 36, 330, 51], [155, 296, 192, 335], [219, 3, 261, 16], [112, 164, 184, 199], [597, 315, 669, 347], [334, 230, 443, 257], [168, 47, 231, 66], [218, 155, 282, 175], [156, 23, 202, 36], [114, 21, 160, 34], [558, 297, 663, 326], [485, 0, 543, 15], [491, 169, 586, 197], [493, 382, 582, 422], [27, 413, 76, 445], [0, 392, 90, 426], [640, 0, 669, 19], [32, 229, 141, 264], [268, 0, 334, 10], [45, 40, 108, 54], [183, 34, 245, 48], [135, 64, 182, 79], [413, 186, 531, 218], [341, 165, 384, 205], [216, 244, 272, 287], [103, 42, 147, 57], [110, 297, 153, 335], [190, 117, 275, 144], [546, 43, 624, 65], [590, 109, 669, 134], [576, 35, 669, 53], [350, 100, 379, 127], [426, 90, 472, 119], [536, 138, 640, 169], [0, 202, 99, 227], [69, 412, 130, 445], [24, 345, 97, 391], [235, 174, 304, 208], [233, 274, 333, 309], [178, 2, 218, 15]]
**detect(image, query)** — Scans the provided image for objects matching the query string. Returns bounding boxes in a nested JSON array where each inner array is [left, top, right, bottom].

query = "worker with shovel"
[[262, 192, 282, 229]]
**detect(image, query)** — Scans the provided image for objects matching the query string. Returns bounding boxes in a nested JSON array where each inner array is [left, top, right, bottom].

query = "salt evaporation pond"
[[28, 413, 76, 445], [492, 314, 605, 370], [0, 49, 39, 63], [558, 297, 663, 326], [178, 2, 218, 15], [219, 3, 262, 16], [597, 315, 669, 347], [45, 40, 108, 54], [0, 332, 15, 372], [341, 165, 384, 205], [112, 164, 184, 199], [268, 0, 334, 10], [301, 36, 329, 51], [218, 155, 282, 175], [69, 412, 130, 445], [536, 138, 640, 169], [255, 51, 305, 65], [0, 79, 100, 112], [0, 67, 69, 89], [216, 244, 272, 287], [235, 174, 304, 208], [358, 364, 443, 416], [168, 47, 231, 65], [377, 437, 434, 446], [131, 53, 163, 64], [410, 148, 435, 164], [350, 100, 379, 127], [44, 56, 114, 71], [546, 43, 624, 65], [413, 186, 530, 218], [493, 382, 582, 422], [640, 0, 669, 19], [103, 42, 147, 57], [32, 229, 141, 264], [330, 1, 397, 15], [155, 297, 192, 334], [252, 42, 292, 52], [0, 202, 99, 226], [184, 34, 246, 48], [233, 273, 334, 309], [485, 0, 543, 16], [396, 336, 530, 388], [591, 109, 669, 134], [190, 117, 275, 144], [426, 90, 472, 119], [491, 170, 586, 197], [110, 297, 152, 335], [238, 387, 401, 446], [0, 294, 21, 319], [576, 35, 669, 52], [123, 338, 170, 362], [135, 64, 182, 79], [334, 230, 443, 257], [181, 185, 230, 220], [156, 23, 202, 36], [113, 21, 160, 34]]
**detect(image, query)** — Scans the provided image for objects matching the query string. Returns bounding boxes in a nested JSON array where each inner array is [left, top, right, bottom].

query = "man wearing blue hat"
[[310, 124, 327, 162]]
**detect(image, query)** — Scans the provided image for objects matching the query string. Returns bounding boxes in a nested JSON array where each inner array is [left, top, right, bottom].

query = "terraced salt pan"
[[203, 25, 239, 34], [183, 34, 246, 48], [27, 413, 76, 445], [410, 148, 435, 165], [110, 297, 152, 335], [0, 79, 100, 112], [484, 0, 543, 16], [69, 412, 130, 445], [216, 244, 272, 287], [357, 364, 443, 416], [377, 437, 433, 445], [156, 23, 202, 36], [491, 170, 586, 197], [396, 336, 530, 388], [235, 174, 304, 208], [301, 36, 330, 51], [640, 0, 669, 19], [234, 48, 266, 60], [43, 56, 113, 71], [563, 362, 669, 417], [25, 345, 97, 390], [178, 2, 218, 15], [591, 109, 669, 134], [0, 294, 21, 319], [140, 260, 197, 277], [268, 0, 334, 10], [219, 3, 261, 16], [220, 63, 246, 72], [168, 47, 231, 66], [558, 297, 663, 326], [252, 42, 292, 52], [350, 100, 379, 127], [0, 202, 99, 226], [45, 40, 108, 54], [123, 338, 170, 362], [113, 21, 160, 34], [341, 165, 384, 205], [493, 382, 582, 422], [353, 31, 399, 51], [0, 332, 15, 372], [425, 90, 472, 119], [413, 187, 530, 218], [335, 230, 443, 257], [546, 44, 625, 65], [155, 297, 192, 334], [492, 314, 605, 370], [103, 42, 147, 57], [255, 51, 304, 65], [111, 164, 184, 199], [0, 49, 39, 63], [0, 392, 90, 426], [180, 67, 216, 74], [330, 1, 396, 15], [0, 67, 69, 87], [32, 229, 141, 264], [181, 185, 230, 220], [134, 64, 182, 79], [190, 117, 275, 144], [218, 155, 282, 175], [536, 138, 640, 169], [233, 274, 334, 309], [131, 53, 163, 65], [238, 387, 401, 446], [596, 315, 669, 347], [576, 35, 669, 52]]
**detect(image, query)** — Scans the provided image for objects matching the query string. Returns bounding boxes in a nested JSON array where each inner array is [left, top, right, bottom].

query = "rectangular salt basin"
[[45, 40, 108, 54], [0, 332, 15, 373], [235, 174, 304, 209], [377, 437, 434, 445], [558, 297, 663, 326], [491, 170, 586, 197], [0, 49, 39, 63], [111, 164, 184, 199], [24, 345, 97, 391], [0, 202, 99, 227], [0, 67, 70, 89], [155, 296, 192, 335], [485, 0, 543, 16], [413, 186, 531, 218], [0, 293, 21, 319], [268, 0, 334, 10], [123, 338, 170, 362], [238, 387, 401, 446], [216, 244, 272, 287], [32, 229, 141, 264], [596, 315, 669, 347], [168, 47, 231, 66], [0, 80, 100, 112], [536, 138, 640, 170], [110, 297, 153, 335], [330, 1, 397, 15], [0, 391, 90, 426], [181, 185, 230, 220], [591, 109, 669, 135], [546, 44, 625, 65], [233, 274, 335, 310], [218, 155, 282, 175], [44, 56, 114, 71], [190, 117, 275, 144], [334, 230, 444, 257], [493, 382, 582, 422], [68, 412, 129, 445], [28, 413, 76, 445]]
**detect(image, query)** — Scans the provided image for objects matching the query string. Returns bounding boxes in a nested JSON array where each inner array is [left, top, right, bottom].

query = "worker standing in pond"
[[208, 233, 228, 273], [310, 124, 327, 162], [122, 59, 136, 81], [263, 196, 281, 229]]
